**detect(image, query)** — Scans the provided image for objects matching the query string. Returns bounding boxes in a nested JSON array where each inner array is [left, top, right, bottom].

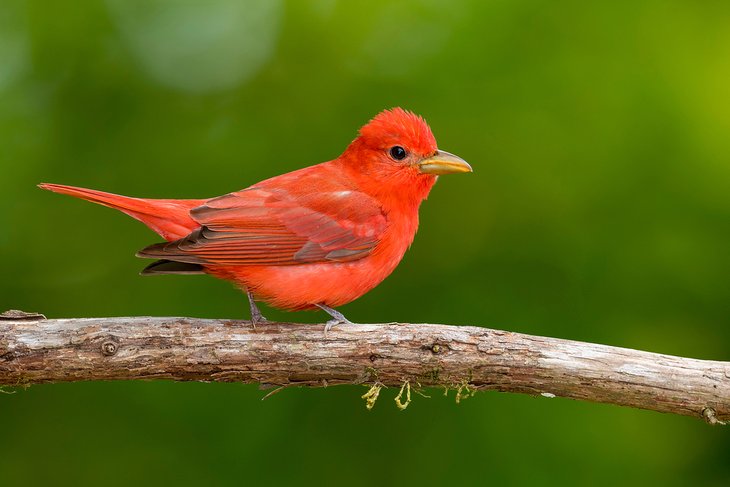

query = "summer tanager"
[[40, 108, 471, 328]]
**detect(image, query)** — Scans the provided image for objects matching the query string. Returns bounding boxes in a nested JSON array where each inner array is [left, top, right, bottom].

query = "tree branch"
[[0, 310, 728, 423]]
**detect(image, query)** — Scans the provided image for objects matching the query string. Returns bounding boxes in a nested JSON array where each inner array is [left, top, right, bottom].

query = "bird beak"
[[417, 150, 473, 175]]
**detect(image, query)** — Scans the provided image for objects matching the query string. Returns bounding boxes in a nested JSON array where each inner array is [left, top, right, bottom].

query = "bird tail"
[[38, 183, 205, 241]]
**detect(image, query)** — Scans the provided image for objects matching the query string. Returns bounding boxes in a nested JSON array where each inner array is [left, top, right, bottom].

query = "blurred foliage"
[[1, 0, 729, 485]]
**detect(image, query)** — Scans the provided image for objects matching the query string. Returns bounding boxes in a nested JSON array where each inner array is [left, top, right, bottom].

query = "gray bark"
[[0, 311, 727, 423]]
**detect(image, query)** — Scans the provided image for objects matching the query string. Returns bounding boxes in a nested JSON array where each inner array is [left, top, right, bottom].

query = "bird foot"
[[324, 317, 352, 334], [250, 313, 268, 329], [247, 290, 267, 329], [316, 303, 353, 334]]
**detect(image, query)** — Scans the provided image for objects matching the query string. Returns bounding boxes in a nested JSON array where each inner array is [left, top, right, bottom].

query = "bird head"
[[341, 108, 472, 201]]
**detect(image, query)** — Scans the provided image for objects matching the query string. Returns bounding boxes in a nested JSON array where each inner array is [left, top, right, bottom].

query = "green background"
[[1, 0, 729, 485]]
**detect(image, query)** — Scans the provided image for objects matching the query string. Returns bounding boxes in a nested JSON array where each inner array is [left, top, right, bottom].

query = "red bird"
[[40, 108, 472, 328]]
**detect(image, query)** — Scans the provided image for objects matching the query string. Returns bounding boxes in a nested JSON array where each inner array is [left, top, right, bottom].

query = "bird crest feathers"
[[358, 107, 437, 155]]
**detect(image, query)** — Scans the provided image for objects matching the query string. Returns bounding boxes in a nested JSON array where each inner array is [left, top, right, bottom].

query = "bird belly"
[[205, 233, 410, 311], [204, 205, 420, 311], [207, 256, 397, 310]]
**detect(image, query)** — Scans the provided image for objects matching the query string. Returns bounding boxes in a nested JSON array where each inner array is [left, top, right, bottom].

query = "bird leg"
[[247, 290, 267, 327], [315, 303, 352, 333]]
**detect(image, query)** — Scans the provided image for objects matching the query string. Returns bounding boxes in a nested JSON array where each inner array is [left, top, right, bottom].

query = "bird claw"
[[324, 317, 352, 334], [316, 303, 353, 335], [250, 314, 268, 329], [247, 290, 267, 329]]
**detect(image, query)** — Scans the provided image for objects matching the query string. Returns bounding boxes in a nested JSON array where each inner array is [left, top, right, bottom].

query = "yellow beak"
[[417, 150, 473, 175]]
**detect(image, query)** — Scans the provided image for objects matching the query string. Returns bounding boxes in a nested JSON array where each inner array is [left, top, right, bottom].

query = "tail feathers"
[[140, 260, 205, 276], [39, 183, 205, 241], [136, 239, 208, 264]]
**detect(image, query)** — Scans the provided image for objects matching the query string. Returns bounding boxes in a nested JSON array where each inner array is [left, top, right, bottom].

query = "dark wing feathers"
[[137, 187, 387, 267], [140, 260, 205, 275]]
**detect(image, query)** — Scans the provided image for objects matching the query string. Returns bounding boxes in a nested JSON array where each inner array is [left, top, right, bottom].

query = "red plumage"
[[40, 108, 471, 321]]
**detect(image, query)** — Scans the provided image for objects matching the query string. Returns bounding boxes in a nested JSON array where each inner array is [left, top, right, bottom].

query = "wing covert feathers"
[[136, 186, 387, 267]]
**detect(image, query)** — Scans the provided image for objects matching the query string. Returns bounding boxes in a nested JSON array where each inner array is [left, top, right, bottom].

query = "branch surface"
[[0, 311, 728, 423]]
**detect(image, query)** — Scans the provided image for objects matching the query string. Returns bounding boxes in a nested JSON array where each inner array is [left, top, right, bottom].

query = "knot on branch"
[[702, 407, 727, 426], [100, 340, 119, 356]]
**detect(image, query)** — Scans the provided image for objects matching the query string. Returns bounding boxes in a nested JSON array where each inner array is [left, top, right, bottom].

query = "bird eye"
[[389, 146, 407, 161]]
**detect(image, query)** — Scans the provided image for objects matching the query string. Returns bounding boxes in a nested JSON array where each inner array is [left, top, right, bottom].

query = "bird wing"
[[136, 186, 387, 266]]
